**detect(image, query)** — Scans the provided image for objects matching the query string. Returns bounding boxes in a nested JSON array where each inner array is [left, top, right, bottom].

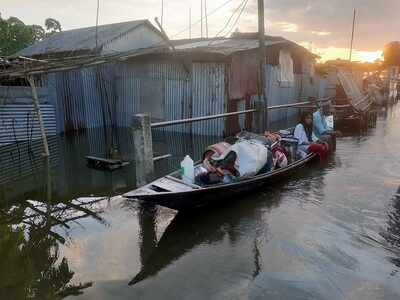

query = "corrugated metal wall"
[[114, 61, 192, 132], [44, 55, 318, 137], [47, 60, 227, 136], [0, 86, 57, 145], [191, 63, 226, 135], [0, 137, 59, 186], [0, 104, 57, 145], [265, 65, 299, 124]]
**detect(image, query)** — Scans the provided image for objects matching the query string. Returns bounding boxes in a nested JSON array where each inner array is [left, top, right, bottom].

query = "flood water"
[[1, 106, 400, 299]]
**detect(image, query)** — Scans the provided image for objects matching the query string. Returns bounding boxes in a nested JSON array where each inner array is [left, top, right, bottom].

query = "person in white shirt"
[[294, 112, 329, 160]]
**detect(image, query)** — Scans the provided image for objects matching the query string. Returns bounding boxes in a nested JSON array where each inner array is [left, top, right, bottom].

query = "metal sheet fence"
[[191, 63, 226, 135], [44, 59, 318, 137], [47, 60, 227, 135], [0, 136, 59, 187], [0, 104, 57, 145], [264, 65, 300, 125]]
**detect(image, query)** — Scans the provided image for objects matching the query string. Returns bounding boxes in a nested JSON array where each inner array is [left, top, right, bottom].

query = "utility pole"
[[95, 0, 100, 50], [256, 0, 268, 132], [201, 0, 203, 38], [189, 7, 192, 39], [349, 9, 356, 62], [161, 0, 164, 27], [205, 0, 208, 38]]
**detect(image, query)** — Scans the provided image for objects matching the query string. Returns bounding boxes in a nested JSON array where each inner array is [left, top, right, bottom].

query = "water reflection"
[[129, 186, 291, 286], [385, 187, 400, 249], [0, 159, 108, 299], [380, 187, 400, 272]]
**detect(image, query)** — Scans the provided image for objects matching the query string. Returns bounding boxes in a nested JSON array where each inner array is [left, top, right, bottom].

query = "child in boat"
[[195, 142, 238, 185], [195, 140, 273, 185], [294, 111, 329, 160]]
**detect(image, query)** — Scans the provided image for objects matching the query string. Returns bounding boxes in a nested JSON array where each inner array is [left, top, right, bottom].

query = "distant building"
[[15, 20, 165, 59], [7, 20, 319, 137], [383, 42, 400, 101]]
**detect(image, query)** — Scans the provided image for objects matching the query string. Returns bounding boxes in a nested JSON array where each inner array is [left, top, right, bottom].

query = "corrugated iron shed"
[[14, 20, 165, 58]]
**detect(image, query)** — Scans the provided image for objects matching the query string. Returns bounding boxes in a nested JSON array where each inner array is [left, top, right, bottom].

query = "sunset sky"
[[2, 0, 399, 62]]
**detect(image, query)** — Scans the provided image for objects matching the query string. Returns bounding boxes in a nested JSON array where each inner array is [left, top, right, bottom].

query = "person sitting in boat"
[[294, 112, 329, 160], [313, 102, 340, 151], [196, 140, 272, 185], [264, 131, 288, 169], [195, 142, 237, 185]]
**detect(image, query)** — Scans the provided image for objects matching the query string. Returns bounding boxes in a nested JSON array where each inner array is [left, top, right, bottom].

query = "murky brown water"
[[1, 106, 400, 299]]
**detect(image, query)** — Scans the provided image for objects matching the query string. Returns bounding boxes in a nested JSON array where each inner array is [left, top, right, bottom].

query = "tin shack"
[[11, 20, 319, 137]]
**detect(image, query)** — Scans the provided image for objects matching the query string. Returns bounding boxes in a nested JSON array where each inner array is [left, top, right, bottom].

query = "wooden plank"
[[153, 154, 172, 161], [85, 156, 130, 171], [166, 175, 201, 189], [85, 156, 122, 165], [152, 177, 194, 192]]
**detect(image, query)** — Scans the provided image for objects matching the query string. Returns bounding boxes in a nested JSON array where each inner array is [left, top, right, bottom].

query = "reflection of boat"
[[129, 195, 271, 285], [124, 153, 317, 211]]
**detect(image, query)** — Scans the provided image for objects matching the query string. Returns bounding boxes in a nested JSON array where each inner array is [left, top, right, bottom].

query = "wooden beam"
[[257, 0, 268, 131], [27, 76, 50, 157]]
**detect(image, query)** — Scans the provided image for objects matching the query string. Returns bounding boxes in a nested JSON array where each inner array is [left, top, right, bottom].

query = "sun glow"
[[304, 45, 383, 62]]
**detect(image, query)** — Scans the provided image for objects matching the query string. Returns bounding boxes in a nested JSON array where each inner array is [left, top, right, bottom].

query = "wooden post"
[[27, 75, 50, 157], [257, 0, 268, 131], [254, 100, 265, 134], [132, 114, 154, 187]]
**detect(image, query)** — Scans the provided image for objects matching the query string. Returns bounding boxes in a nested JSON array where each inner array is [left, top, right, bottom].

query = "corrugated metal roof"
[[119, 37, 310, 61], [15, 20, 158, 58], [173, 38, 287, 55]]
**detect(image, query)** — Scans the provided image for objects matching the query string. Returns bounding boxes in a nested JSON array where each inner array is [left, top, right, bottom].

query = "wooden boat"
[[123, 152, 318, 211]]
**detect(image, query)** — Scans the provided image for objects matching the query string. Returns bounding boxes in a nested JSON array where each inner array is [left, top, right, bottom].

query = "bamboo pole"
[[349, 9, 356, 62], [257, 0, 268, 131], [27, 76, 50, 157]]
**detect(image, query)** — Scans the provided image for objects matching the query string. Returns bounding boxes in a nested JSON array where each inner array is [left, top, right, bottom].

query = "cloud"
[[273, 22, 299, 33], [245, 0, 400, 51], [311, 31, 331, 36]]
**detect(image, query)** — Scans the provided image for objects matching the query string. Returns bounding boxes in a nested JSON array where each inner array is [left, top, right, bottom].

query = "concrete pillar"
[[132, 114, 154, 187]]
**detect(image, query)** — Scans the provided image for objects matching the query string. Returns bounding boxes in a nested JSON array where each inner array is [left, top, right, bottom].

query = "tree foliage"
[[45, 18, 62, 35], [0, 13, 62, 56]]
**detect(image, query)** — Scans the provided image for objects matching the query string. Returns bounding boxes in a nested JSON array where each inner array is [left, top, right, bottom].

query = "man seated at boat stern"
[[313, 101, 340, 151], [294, 112, 329, 161]]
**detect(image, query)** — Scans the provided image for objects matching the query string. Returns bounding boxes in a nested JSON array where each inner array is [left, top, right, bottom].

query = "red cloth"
[[308, 143, 329, 161]]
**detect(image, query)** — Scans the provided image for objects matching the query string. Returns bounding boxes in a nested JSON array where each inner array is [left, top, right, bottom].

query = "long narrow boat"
[[123, 152, 318, 211]]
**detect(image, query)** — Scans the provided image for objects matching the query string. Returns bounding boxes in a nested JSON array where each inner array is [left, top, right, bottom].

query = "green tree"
[[45, 18, 62, 35], [0, 13, 62, 56]]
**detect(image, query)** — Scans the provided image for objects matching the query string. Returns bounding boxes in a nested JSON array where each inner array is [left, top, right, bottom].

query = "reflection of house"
[[10, 19, 318, 137]]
